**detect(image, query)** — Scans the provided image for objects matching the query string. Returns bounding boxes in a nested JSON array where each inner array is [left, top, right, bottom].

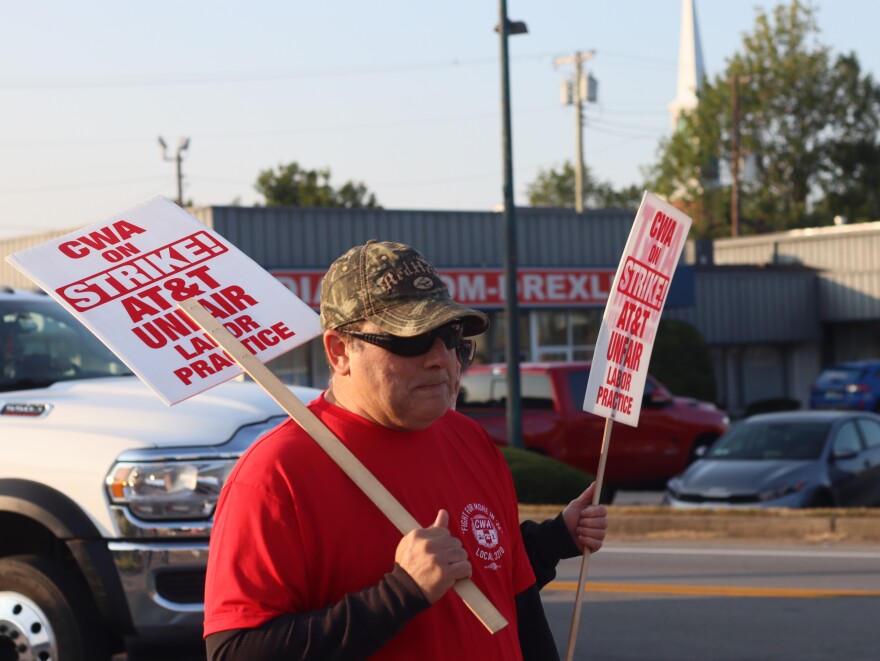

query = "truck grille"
[[156, 569, 207, 604]]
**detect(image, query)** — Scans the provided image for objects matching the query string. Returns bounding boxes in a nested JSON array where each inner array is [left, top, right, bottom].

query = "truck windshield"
[[1, 297, 132, 391]]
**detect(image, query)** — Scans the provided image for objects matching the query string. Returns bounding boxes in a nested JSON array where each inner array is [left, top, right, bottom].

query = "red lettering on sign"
[[58, 220, 146, 259], [595, 386, 633, 415], [57, 232, 228, 311], [132, 309, 201, 349], [604, 365, 632, 392], [616, 257, 668, 311], [606, 330, 643, 371], [615, 300, 650, 339], [649, 211, 676, 247], [173, 334, 219, 360], [173, 349, 235, 385]]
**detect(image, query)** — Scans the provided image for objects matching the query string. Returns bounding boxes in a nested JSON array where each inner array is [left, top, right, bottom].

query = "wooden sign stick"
[[180, 298, 508, 634], [565, 417, 614, 661]]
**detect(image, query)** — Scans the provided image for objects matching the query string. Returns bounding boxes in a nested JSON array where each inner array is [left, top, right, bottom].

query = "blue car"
[[665, 410, 880, 508], [809, 360, 880, 412]]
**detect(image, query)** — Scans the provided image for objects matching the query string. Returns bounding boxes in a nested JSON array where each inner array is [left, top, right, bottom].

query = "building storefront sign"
[[272, 267, 617, 309]]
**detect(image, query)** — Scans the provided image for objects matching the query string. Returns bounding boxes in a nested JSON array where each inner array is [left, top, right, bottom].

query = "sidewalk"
[[518, 502, 880, 543]]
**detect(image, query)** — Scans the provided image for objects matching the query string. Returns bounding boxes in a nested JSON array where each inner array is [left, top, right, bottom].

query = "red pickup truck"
[[456, 362, 729, 499]]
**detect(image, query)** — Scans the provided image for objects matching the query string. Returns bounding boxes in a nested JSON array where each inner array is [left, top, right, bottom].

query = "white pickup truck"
[[0, 287, 320, 660]]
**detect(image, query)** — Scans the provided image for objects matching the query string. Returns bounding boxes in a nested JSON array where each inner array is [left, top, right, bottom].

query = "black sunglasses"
[[341, 323, 477, 367]]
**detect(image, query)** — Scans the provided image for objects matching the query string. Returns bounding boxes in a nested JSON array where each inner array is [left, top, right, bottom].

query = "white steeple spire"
[[668, 0, 705, 132]]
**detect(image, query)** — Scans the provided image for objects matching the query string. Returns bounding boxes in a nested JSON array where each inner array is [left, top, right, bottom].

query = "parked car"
[[809, 360, 880, 412], [0, 288, 321, 658], [665, 410, 880, 508], [456, 362, 729, 500]]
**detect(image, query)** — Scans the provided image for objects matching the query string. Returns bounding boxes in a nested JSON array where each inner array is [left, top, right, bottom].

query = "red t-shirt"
[[204, 394, 535, 659]]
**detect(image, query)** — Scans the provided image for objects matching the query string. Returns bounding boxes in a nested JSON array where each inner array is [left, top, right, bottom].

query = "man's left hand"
[[562, 482, 607, 554]]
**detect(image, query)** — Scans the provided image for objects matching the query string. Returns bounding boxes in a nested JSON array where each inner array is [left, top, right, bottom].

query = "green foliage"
[[526, 161, 643, 210], [648, 0, 880, 236], [649, 319, 716, 402], [500, 446, 594, 505], [255, 162, 381, 209]]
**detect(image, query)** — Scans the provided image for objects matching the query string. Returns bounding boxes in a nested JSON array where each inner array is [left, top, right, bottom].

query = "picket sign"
[[179, 299, 509, 635], [5, 196, 322, 405], [566, 192, 692, 661]]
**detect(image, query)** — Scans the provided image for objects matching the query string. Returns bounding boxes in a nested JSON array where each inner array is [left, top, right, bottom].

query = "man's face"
[[331, 321, 461, 431]]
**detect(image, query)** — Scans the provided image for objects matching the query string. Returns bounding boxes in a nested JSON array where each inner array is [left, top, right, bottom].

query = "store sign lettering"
[[270, 268, 615, 309]]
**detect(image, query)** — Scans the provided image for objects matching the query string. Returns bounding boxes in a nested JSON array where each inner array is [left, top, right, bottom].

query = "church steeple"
[[668, 0, 705, 132]]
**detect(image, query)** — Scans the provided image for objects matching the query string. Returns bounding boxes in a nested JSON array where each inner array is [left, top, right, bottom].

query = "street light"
[[497, 0, 527, 449], [158, 136, 190, 206], [495, 19, 528, 35]]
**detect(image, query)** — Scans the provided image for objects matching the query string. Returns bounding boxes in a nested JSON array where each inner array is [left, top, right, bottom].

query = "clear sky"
[[1, 1, 876, 239]]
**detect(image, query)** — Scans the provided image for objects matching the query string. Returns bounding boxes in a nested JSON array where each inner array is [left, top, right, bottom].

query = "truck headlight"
[[105, 459, 236, 521]]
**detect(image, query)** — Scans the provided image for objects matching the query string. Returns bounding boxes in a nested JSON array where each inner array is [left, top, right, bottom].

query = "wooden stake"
[[565, 417, 614, 660], [179, 298, 508, 634]]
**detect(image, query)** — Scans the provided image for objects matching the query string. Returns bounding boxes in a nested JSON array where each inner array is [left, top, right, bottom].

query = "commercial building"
[[3, 205, 879, 416]]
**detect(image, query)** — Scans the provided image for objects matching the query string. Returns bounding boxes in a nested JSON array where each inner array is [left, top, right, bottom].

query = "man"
[[204, 240, 606, 659]]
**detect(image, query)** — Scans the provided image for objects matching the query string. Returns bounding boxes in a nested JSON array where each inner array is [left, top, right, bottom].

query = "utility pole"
[[555, 50, 596, 213], [158, 136, 190, 206], [496, 0, 527, 449]]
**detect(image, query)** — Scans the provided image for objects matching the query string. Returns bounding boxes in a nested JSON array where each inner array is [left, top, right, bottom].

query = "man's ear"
[[324, 330, 352, 376]]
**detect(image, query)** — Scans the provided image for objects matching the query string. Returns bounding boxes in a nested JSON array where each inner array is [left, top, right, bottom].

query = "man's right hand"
[[394, 509, 472, 604]]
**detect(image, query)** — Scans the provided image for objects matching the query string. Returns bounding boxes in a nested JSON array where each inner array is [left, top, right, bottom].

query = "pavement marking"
[[601, 546, 880, 560], [544, 582, 880, 598]]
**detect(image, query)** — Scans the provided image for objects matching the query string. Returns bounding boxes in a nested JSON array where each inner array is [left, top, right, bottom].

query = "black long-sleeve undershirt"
[[206, 564, 427, 660], [520, 512, 582, 588]]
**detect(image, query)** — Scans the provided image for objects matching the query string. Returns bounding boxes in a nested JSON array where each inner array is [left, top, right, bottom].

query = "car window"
[[457, 374, 499, 408], [567, 370, 588, 409], [815, 366, 864, 387], [832, 422, 863, 456], [708, 421, 828, 460], [521, 375, 554, 410], [1, 298, 131, 391], [856, 418, 880, 449], [457, 373, 554, 410]]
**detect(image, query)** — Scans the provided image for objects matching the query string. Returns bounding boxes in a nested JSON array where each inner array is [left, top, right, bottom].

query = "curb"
[[518, 506, 880, 543]]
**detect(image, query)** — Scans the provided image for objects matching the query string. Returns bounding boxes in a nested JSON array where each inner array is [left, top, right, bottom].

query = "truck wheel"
[[0, 555, 109, 661]]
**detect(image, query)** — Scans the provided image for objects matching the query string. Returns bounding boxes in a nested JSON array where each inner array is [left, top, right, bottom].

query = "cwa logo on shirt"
[[459, 502, 506, 570]]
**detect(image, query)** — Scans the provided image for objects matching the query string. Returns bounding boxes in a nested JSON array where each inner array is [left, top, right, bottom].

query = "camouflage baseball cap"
[[320, 240, 489, 337]]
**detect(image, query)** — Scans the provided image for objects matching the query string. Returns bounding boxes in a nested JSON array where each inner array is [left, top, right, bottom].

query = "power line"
[[0, 104, 666, 151], [0, 52, 555, 91], [0, 176, 167, 195], [0, 107, 552, 149], [0, 48, 677, 92]]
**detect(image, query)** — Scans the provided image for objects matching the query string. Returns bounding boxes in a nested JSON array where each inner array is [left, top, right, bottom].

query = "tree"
[[526, 161, 643, 210], [649, 0, 880, 237], [255, 162, 381, 209], [649, 319, 716, 403]]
